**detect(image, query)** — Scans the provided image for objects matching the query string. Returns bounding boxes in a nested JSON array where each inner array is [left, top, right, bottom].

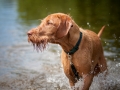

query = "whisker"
[[28, 35, 48, 52]]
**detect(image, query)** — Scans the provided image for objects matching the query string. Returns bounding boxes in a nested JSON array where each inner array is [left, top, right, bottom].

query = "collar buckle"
[[68, 53, 72, 60]]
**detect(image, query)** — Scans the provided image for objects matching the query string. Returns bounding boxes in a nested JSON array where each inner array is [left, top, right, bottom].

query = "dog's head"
[[27, 13, 73, 51]]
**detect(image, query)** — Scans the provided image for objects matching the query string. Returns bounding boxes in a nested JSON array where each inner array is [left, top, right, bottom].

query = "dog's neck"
[[57, 22, 81, 53]]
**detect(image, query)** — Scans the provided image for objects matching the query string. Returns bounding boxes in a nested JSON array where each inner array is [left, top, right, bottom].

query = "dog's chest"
[[63, 64, 76, 79], [62, 58, 80, 79]]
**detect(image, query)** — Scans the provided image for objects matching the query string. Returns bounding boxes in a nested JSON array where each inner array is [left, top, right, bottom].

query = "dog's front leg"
[[82, 74, 94, 90], [69, 80, 75, 86]]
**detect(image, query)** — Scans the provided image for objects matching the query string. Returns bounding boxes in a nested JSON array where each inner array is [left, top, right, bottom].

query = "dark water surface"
[[0, 0, 120, 90]]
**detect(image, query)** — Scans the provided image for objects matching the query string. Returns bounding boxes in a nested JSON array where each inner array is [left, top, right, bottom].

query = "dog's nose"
[[27, 31, 32, 36]]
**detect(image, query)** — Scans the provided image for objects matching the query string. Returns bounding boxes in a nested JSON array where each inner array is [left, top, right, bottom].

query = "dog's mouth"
[[28, 36, 48, 51]]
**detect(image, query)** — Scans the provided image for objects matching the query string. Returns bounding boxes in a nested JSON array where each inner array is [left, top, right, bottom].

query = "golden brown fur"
[[27, 13, 107, 90]]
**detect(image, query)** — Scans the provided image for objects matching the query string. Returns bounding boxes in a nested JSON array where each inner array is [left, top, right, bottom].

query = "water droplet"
[[87, 22, 91, 27], [114, 59, 116, 61], [116, 63, 120, 67], [107, 43, 109, 45], [113, 34, 116, 38], [69, 8, 71, 10], [87, 22, 89, 25], [91, 71, 94, 74]]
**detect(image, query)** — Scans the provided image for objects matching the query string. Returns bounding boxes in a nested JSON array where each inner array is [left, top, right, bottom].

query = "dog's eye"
[[47, 20, 53, 25], [47, 21, 56, 27], [47, 22, 53, 25]]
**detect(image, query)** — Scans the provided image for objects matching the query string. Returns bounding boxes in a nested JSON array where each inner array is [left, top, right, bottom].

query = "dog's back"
[[81, 26, 107, 75]]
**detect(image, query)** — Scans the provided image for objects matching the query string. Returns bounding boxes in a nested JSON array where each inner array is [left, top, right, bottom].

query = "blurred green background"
[[17, 0, 120, 39], [17, 0, 120, 60]]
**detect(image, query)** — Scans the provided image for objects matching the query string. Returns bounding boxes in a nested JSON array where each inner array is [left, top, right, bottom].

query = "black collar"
[[65, 32, 82, 55], [65, 32, 83, 81]]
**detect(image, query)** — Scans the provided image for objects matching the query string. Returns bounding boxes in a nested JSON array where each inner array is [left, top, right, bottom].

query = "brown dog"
[[27, 13, 107, 90]]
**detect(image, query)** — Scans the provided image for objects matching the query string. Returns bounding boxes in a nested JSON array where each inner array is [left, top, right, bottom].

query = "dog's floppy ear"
[[56, 16, 72, 39]]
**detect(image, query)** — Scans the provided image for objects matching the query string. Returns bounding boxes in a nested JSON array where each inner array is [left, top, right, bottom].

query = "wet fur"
[[27, 13, 107, 90]]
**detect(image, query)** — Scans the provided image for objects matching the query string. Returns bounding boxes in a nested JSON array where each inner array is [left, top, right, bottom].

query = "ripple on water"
[[0, 43, 120, 90]]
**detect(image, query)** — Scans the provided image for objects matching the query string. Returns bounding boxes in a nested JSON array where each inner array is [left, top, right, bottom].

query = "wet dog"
[[27, 13, 107, 90]]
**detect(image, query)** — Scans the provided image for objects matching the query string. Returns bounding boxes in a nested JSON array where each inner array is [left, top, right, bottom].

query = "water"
[[0, 0, 120, 90]]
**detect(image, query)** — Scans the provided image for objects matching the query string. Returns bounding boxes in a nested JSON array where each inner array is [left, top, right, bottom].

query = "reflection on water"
[[0, 0, 120, 90]]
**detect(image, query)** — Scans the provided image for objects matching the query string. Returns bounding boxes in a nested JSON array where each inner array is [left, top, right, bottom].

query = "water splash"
[[72, 62, 120, 90], [71, 79, 84, 90], [90, 66, 120, 90]]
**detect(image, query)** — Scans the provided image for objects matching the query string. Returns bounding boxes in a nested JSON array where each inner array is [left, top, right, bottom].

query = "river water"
[[0, 0, 120, 90]]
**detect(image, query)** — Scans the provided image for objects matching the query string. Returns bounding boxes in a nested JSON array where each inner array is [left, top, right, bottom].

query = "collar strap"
[[65, 32, 82, 55]]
